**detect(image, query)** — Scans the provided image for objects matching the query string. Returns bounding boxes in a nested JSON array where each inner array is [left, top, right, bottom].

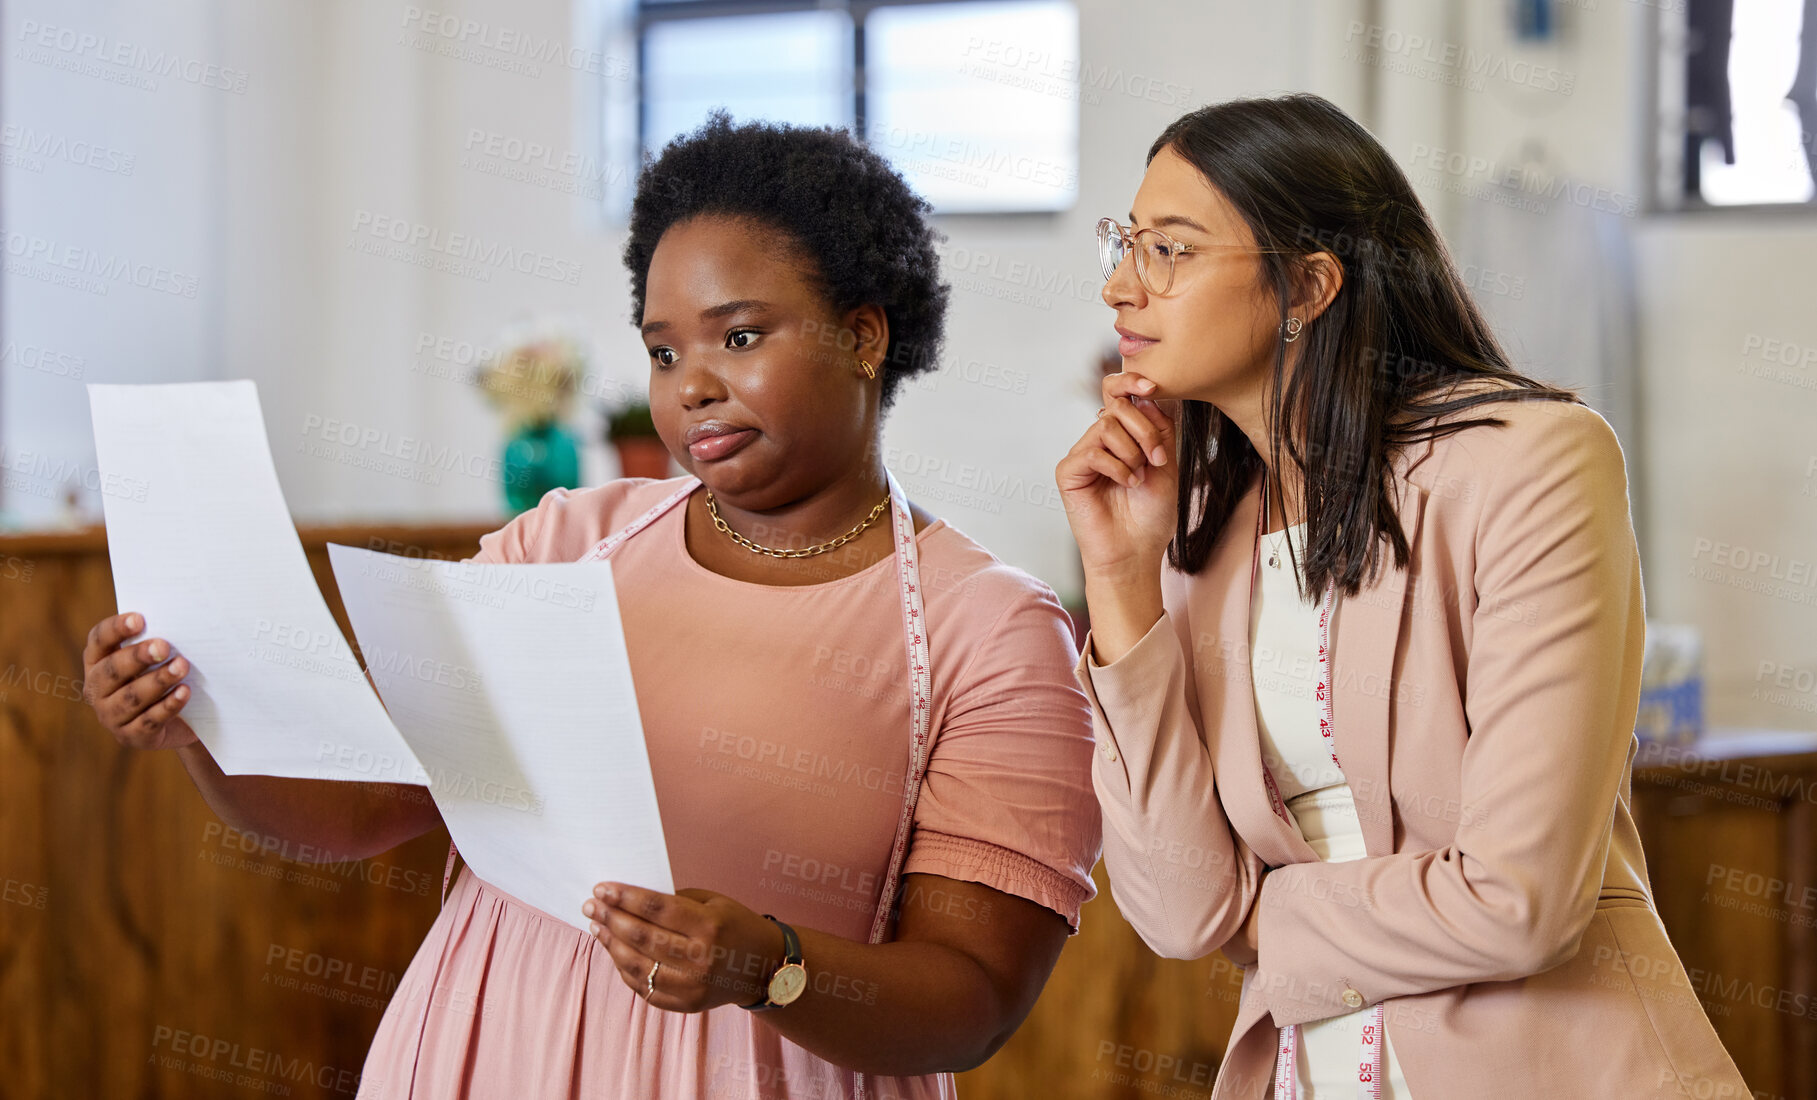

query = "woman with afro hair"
[[352, 112, 1104, 1098]]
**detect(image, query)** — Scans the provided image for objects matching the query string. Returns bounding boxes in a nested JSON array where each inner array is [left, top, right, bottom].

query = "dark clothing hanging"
[[1683, 0, 1736, 198], [1788, 0, 1817, 186]]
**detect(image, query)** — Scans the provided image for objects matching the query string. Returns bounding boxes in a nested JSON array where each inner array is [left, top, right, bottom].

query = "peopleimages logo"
[[0, 123, 135, 175], [1344, 21, 1576, 95], [1407, 143, 1638, 216], [956, 37, 1193, 108], [14, 20, 250, 93], [299, 412, 511, 486], [0, 445, 150, 503], [864, 122, 1078, 193], [397, 6, 630, 79], [2, 232, 199, 298], [460, 128, 631, 188], [348, 210, 583, 285]]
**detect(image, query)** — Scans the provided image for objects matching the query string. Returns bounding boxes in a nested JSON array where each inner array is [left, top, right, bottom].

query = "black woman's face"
[[640, 215, 874, 505]]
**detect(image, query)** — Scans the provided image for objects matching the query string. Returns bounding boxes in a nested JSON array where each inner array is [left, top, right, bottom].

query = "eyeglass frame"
[[1096, 217, 1297, 295]]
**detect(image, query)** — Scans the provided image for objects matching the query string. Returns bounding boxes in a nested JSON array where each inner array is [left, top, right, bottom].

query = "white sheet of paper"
[[87, 381, 427, 784], [327, 544, 674, 925]]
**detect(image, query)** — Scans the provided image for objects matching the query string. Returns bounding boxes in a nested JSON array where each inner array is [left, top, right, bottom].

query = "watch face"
[[769, 963, 807, 1005]]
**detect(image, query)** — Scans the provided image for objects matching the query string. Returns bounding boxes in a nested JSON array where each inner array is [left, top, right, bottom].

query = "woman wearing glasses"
[[1058, 94, 1747, 1098], [84, 114, 1101, 1099]]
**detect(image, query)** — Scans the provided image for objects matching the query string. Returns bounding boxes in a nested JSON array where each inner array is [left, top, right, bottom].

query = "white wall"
[[6, 0, 1811, 729], [1, 0, 223, 517], [336, 0, 1361, 595], [3, 0, 1349, 598], [1341, 0, 1816, 731], [1631, 218, 1817, 731]]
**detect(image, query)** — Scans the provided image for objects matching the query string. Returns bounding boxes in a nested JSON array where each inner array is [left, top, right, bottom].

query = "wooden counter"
[[0, 522, 496, 1098], [1632, 732, 1817, 1100], [0, 521, 1242, 1098], [1, 522, 1803, 1097]]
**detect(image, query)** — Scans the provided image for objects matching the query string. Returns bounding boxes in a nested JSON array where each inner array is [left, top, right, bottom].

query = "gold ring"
[[645, 960, 659, 999]]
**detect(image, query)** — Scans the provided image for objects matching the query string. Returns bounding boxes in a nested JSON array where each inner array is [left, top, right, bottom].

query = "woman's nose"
[[1102, 252, 1146, 309], [675, 357, 728, 410]]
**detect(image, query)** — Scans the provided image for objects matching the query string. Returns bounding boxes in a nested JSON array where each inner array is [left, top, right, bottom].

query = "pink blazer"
[[1075, 395, 1749, 1098]]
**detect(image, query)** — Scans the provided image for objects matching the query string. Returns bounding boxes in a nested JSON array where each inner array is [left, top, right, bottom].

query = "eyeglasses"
[[1096, 217, 1289, 295]]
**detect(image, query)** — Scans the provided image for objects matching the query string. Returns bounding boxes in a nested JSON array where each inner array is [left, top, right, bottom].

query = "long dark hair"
[[1155, 94, 1579, 596]]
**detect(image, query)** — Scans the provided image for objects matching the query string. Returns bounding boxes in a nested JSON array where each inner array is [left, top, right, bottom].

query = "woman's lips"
[[1118, 332, 1157, 356], [686, 429, 757, 462]]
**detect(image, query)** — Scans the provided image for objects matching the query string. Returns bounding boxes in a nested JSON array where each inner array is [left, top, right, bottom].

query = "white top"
[[1251, 523, 1412, 1098]]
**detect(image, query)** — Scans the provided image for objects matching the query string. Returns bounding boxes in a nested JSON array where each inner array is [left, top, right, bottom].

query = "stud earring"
[[857, 358, 876, 379], [1281, 317, 1304, 343]]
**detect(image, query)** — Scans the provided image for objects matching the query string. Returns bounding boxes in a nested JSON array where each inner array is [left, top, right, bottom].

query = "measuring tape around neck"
[[1252, 481, 1386, 1100]]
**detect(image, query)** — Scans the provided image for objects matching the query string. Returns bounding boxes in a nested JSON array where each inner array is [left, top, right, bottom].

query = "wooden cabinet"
[[0, 521, 1244, 1099], [1, 523, 1804, 1097], [0, 523, 492, 1098], [1632, 734, 1817, 1100]]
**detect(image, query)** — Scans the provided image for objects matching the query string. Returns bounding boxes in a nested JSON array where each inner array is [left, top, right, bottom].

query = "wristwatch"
[[741, 914, 807, 1011]]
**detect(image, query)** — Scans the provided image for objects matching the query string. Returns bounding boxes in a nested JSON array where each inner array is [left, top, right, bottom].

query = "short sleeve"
[[467, 487, 571, 565], [900, 572, 1103, 933]]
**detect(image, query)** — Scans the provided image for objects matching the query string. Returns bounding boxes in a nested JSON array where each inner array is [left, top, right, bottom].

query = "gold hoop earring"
[[1281, 317, 1304, 343], [857, 358, 876, 380]]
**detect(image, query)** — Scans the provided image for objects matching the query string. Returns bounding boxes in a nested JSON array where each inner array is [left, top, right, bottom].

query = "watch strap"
[[766, 914, 802, 965], [740, 914, 802, 1010]]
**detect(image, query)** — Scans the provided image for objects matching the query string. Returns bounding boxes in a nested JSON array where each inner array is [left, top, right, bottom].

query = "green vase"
[[502, 420, 580, 514]]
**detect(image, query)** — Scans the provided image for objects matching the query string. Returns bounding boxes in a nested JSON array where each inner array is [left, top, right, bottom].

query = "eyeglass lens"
[[1098, 220, 1174, 293]]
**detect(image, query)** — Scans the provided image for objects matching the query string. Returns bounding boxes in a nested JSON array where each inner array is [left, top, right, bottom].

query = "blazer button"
[[1101, 742, 1119, 763], [1341, 988, 1365, 1009]]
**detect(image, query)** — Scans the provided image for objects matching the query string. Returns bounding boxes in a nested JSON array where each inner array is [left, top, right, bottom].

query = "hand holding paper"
[[87, 381, 427, 783], [88, 380, 674, 929], [328, 544, 674, 926]]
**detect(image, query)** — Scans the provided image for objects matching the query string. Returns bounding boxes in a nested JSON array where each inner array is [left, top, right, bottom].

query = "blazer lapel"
[[1206, 471, 1320, 868], [1207, 439, 1438, 865], [1330, 452, 1430, 857]]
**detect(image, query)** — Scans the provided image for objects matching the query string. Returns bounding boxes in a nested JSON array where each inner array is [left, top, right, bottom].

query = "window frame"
[[1649, 0, 1817, 216], [631, 0, 1079, 216]]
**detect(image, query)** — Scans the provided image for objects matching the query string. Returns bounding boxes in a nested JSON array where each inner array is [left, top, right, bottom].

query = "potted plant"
[[603, 398, 674, 479], [476, 333, 584, 514]]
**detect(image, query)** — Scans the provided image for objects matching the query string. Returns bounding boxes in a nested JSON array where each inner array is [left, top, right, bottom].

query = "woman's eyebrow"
[[700, 298, 772, 320], [640, 299, 772, 336], [1132, 212, 1210, 234]]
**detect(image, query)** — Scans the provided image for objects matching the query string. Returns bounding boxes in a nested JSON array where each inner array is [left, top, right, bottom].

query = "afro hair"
[[622, 111, 950, 411]]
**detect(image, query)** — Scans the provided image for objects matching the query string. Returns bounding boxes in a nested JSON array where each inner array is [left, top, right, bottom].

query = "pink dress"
[[356, 476, 1102, 1099]]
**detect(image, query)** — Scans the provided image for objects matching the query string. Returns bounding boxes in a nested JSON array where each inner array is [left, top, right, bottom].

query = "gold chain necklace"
[[705, 489, 891, 558]]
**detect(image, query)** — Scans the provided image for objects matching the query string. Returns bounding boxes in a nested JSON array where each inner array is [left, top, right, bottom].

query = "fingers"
[[592, 883, 692, 931], [1101, 371, 1158, 403], [1131, 395, 1179, 460], [596, 930, 709, 1010], [82, 611, 198, 750], [592, 901, 699, 965], [97, 647, 191, 736], [1099, 402, 1166, 472], [83, 612, 143, 669], [1062, 440, 1146, 491], [1098, 374, 1171, 467], [88, 626, 170, 701], [1095, 420, 1152, 485], [118, 683, 192, 748], [591, 923, 659, 995], [585, 897, 714, 1011], [600, 933, 653, 988], [586, 885, 698, 955], [1137, 394, 1181, 431], [1058, 420, 1145, 491]]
